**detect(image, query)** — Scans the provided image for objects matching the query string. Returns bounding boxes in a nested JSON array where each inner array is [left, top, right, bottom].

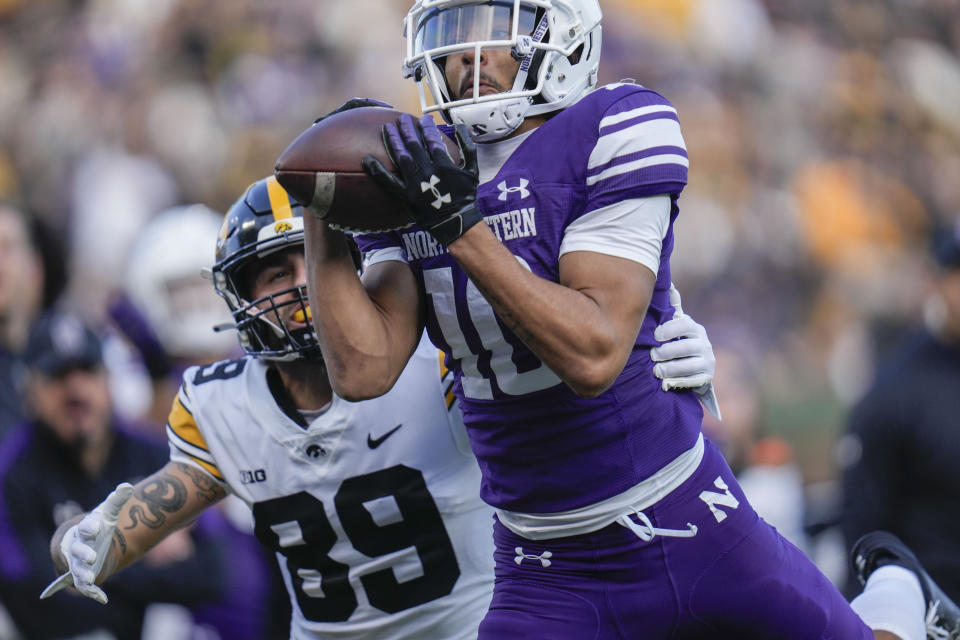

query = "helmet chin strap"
[[513, 12, 551, 91], [450, 12, 551, 143]]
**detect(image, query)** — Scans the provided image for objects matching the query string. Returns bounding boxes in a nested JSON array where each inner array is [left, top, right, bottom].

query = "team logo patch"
[[274, 221, 293, 233], [305, 444, 326, 458], [514, 546, 552, 567], [699, 476, 740, 523], [421, 174, 451, 210], [497, 178, 530, 201]]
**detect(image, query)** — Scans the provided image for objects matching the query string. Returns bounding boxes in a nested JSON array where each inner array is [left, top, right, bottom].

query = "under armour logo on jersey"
[[420, 174, 451, 210], [514, 547, 552, 567], [497, 178, 530, 201], [699, 476, 740, 523]]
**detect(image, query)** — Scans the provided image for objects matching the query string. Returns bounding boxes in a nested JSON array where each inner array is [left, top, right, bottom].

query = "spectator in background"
[[0, 202, 43, 434], [109, 203, 238, 429], [114, 202, 290, 638], [0, 312, 269, 639], [841, 220, 960, 601], [701, 343, 809, 553]]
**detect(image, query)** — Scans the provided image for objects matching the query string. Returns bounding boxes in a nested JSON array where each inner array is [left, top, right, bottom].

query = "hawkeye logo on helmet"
[[274, 221, 293, 233]]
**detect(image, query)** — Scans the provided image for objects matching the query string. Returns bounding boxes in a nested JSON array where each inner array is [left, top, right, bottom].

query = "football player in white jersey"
[[42, 175, 717, 638], [42, 177, 493, 640]]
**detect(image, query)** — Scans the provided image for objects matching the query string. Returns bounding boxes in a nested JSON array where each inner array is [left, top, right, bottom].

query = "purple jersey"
[[357, 84, 702, 513], [478, 440, 874, 639]]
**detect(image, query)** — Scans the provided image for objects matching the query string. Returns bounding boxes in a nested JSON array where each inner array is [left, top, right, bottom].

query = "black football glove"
[[362, 114, 482, 246], [314, 97, 392, 124]]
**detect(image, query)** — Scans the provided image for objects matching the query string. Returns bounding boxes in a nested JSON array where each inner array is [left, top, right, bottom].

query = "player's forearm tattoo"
[[126, 472, 187, 530], [470, 279, 538, 344], [174, 462, 226, 504], [111, 529, 127, 556]]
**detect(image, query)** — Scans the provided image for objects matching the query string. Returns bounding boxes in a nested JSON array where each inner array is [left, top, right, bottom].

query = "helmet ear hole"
[[568, 43, 584, 65]]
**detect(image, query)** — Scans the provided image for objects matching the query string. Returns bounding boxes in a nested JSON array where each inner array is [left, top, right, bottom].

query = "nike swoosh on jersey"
[[367, 424, 403, 449]]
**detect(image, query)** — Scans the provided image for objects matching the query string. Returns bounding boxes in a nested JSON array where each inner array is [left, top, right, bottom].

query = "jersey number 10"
[[424, 261, 561, 399]]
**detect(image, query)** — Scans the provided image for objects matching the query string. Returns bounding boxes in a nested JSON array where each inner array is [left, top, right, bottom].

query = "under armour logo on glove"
[[497, 178, 530, 201], [514, 546, 553, 567], [363, 114, 482, 246], [420, 174, 451, 209]]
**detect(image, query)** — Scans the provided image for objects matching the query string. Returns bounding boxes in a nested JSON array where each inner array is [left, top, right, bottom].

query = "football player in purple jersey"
[[297, 1, 959, 638]]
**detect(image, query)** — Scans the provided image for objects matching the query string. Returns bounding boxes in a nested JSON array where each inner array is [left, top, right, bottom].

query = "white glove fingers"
[[77, 584, 108, 605], [99, 483, 134, 524], [653, 315, 702, 342], [661, 373, 713, 390], [668, 283, 683, 315], [654, 357, 708, 380], [68, 539, 97, 565], [77, 515, 101, 539], [76, 567, 98, 586], [651, 339, 706, 362]]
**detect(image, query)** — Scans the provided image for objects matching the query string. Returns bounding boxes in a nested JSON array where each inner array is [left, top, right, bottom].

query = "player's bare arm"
[[303, 216, 425, 400], [364, 114, 653, 398], [449, 223, 654, 397], [49, 462, 225, 585]]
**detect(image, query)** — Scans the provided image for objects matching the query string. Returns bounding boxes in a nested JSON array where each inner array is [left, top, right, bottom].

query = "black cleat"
[[851, 531, 960, 640]]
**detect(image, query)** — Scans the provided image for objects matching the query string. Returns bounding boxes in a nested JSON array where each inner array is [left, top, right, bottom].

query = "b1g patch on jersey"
[[240, 468, 267, 484]]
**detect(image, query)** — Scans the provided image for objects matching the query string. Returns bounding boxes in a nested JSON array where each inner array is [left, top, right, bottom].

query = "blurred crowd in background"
[[0, 0, 958, 635]]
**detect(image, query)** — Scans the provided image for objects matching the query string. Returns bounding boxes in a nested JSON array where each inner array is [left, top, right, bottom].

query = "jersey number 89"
[[252, 465, 460, 622]]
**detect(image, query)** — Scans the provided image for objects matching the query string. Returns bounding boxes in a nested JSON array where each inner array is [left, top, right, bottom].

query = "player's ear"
[[452, 124, 478, 175]]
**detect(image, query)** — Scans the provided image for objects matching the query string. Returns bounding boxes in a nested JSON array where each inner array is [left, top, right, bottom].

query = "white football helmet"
[[125, 204, 236, 360], [403, 0, 602, 142]]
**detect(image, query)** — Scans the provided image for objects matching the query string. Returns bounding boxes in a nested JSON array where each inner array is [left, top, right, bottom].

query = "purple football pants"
[[479, 440, 873, 639]]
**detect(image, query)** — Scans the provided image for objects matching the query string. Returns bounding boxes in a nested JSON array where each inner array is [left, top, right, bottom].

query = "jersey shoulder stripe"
[[580, 84, 688, 204], [166, 426, 225, 481], [166, 382, 224, 481], [168, 393, 209, 452]]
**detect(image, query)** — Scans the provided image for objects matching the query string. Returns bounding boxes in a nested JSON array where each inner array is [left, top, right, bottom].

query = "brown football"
[[274, 107, 461, 233]]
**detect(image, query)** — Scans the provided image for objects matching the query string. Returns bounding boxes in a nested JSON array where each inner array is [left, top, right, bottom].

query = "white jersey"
[[166, 337, 494, 640]]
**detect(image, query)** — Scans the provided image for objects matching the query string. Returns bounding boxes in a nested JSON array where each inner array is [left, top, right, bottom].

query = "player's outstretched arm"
[[452, 227, 655, 397], [43, 462, 225, 603], [303, 217, 425, 400], [365, 114, 652, 398]]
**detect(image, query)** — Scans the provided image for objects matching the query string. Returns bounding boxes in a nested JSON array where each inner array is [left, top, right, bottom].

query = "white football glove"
[[651, 284, 722, 421], [40, 482, 134, 604]]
